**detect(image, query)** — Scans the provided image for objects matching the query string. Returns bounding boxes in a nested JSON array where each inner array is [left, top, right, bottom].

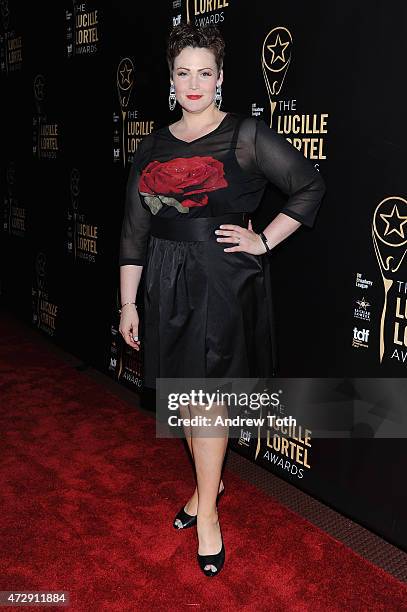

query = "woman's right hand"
[[119, 304, 140, 351]]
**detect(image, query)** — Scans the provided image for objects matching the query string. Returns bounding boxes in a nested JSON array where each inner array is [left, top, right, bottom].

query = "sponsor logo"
[[115, 57, 155, 166], [355, 272, 374, 289], [186, 0, 229, 26], [260, 26, 328, 161], [66, 169, 99, 263], [0, 1, 23, 74], [65, 3, 100, 58], [372, 196, 407, 362], [32, 252, 59, 337], [33, 74, 60, 160], [352, 326, 370, 348], [3, 161, 26, 238], [354, 297, 371, 321]]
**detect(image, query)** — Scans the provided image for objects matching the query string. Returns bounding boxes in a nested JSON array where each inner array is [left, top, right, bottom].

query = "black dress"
[[119, 112, 325, 389]]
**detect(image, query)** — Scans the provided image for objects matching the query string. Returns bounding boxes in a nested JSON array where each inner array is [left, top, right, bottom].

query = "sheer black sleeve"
[[253, 119, 326, 228], [118, 135, 155, 266]]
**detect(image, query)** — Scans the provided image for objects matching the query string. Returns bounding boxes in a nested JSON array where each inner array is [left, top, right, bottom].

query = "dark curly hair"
[[166, 23, 225, 78]]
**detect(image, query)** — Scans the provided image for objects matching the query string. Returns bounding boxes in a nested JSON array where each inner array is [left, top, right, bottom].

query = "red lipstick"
[[186, 95, 203, 99]]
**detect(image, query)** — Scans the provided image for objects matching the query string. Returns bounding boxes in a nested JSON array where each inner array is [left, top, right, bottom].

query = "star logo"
[[380, 204, 407, 239], [35, 252, 46, 278], [267, 33, 290, 65], [70, 168, 80, 198], [0, 0, 10, 20], [356, 297, 370, 310], [119, 63, 132, 87], [34, 75, 45, 101]]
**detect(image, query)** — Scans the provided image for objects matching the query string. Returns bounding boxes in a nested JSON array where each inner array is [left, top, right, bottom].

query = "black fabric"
[[118, 112, 326, 266], [118, 135, 156, 266], [118, 112, 326, 388], [141, 230, 275, 389], [150, 212, 247, 241]]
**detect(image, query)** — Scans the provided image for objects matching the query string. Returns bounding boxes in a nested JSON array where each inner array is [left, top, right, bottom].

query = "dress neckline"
[[166, 112, 231, 144]]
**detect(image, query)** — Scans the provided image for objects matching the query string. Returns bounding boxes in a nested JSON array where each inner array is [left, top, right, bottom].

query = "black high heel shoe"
[[197, 534, 225, 577], [173, 486, 225, 530]]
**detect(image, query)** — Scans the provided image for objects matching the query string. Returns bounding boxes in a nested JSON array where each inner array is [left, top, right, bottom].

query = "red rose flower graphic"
[[139, 156, 228, 213]]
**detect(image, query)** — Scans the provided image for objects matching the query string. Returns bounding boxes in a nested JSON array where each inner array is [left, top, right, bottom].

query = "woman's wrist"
[[258, 231, 272, 255], [118, 301, 137, 315]]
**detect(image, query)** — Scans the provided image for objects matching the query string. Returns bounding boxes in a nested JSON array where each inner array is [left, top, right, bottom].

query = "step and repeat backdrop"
[[1, 1, 406, 550]]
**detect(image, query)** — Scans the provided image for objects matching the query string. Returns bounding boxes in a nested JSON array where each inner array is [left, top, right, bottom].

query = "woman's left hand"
[[215, 219, 267, 255]]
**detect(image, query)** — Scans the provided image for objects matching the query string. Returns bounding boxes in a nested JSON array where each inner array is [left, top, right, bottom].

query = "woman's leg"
[[179, 403, 224, 515], [190, 401, 229, 572]]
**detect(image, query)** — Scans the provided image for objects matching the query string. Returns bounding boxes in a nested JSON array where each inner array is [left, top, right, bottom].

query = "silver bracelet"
[[118, 301, 137, 314]]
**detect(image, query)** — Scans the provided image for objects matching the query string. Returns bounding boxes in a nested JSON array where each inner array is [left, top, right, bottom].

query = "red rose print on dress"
[[139, 156, 228, 214]]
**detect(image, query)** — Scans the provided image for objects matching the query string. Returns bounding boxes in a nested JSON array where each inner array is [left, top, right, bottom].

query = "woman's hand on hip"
[[119, 304, 140, 351], [214, 218, 267, 255]]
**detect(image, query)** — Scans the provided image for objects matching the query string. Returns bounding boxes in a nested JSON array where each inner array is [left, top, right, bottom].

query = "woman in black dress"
[[119, 23, 325, 576]]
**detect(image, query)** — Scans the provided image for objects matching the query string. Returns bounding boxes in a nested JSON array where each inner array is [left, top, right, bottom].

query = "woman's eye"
[[176, 71, 212, 77]]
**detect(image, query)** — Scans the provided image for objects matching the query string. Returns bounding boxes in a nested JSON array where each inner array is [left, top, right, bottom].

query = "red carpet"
[[1, 314, 406, 611]]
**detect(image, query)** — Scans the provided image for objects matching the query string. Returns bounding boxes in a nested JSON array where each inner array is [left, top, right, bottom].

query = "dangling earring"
[[214, 84, 222, 110], [169, 82, 176, 111]]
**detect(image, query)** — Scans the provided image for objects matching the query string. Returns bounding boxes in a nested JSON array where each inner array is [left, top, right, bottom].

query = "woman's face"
[[172, 46, 222, 114]]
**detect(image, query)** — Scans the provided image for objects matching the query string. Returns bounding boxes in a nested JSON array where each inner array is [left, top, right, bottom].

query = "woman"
[[118, 23, 325, 576]]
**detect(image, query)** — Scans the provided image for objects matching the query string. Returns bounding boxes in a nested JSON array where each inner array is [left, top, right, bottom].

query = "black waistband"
[[150, 212, 248, 242]]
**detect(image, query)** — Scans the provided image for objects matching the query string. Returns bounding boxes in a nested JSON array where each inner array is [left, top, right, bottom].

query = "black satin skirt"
[[141, 212, 276, 390]]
